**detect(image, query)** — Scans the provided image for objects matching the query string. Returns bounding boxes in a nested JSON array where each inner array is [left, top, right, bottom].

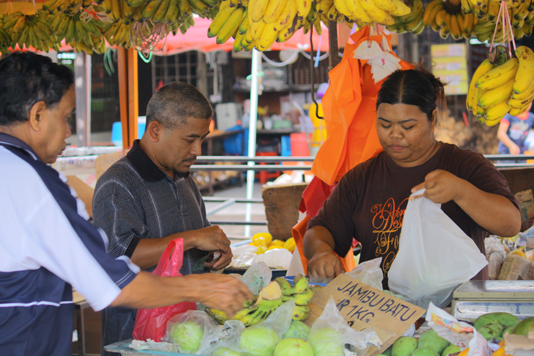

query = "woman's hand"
[[411, 169, 466, 204], [307, 250, 342, 284]]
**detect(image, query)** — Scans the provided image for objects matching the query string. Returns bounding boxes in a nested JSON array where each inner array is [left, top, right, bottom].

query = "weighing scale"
[[451, 280, 534, 323]]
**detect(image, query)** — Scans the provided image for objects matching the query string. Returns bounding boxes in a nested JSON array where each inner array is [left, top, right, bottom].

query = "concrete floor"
[[203, 181, 269, 243]]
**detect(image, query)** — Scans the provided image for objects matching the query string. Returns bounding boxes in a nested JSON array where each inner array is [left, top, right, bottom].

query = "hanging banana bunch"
[[467, 45, 534, 127], [387, 0, 424, 34], [423, 0, 475, 39]]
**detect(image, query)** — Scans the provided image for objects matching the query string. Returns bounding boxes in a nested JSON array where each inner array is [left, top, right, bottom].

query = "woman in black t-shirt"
[[303, 68, 521, 285]]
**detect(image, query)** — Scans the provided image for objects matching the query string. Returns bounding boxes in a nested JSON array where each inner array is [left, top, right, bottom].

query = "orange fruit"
[[458, 348, 469, 356]]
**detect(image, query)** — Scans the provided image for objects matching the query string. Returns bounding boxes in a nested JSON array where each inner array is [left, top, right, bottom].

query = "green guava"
[[441, 345, 461, 356], [391, 336, 417, 356], [169, 320, 204, 353], [283, 321, 311, 340], [213, 346, 243, 356], [273, 338, 314, 356], [239, 326, 281, 356], [417, 329, 450, 355], [411, 348, 438, 356], [307, 327, 344, 356]]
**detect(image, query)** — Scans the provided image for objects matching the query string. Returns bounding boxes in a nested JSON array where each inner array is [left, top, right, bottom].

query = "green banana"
[[293, 275, 309, 294], [292, 305, 310, 321]]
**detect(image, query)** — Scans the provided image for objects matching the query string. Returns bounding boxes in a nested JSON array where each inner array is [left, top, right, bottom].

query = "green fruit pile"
[[385, 329, 454, 356]]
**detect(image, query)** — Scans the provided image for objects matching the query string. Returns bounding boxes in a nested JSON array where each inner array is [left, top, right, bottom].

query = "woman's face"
[[376, 103, 437, 167]]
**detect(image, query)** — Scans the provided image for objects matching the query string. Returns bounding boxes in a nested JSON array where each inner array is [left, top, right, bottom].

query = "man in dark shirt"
[[93, 82, 233, 353]]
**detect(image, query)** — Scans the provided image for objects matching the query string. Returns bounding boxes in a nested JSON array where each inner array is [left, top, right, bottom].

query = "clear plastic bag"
[[163, 310, 220, 355], [240, 262, 272, 295], [308, 296, 382, 356], [388, 190, 488, 309], [236, 301, 295, 356], [205, 320, 246, 356], [345, 257, 384, 291]]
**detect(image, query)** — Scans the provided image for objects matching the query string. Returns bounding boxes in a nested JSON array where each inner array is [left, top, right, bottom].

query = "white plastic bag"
[[345, 257, 384, 291], [388, 189, 488, 309]]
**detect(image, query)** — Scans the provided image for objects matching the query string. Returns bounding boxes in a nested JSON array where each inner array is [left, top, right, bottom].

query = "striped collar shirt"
[[92, 140, 210, 275]]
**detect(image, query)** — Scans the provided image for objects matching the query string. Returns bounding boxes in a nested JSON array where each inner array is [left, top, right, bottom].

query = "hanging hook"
[[310, 24, 324, 120]]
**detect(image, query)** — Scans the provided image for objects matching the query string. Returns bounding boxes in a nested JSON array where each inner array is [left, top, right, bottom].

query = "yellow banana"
[[153, 0, 171, 22], [256, 21, 278, 51], [142, 0, 163, 19], [450, 13, 462, 39], [461, 0, 473, 14], [296, 0, 313, 19], [341, 0, 372, 23], [467, 59, 495, 111], [12, 16, 27, 36], [317, 0, 334, 14], [358, 0, 394, 24], [277, 0, 298, 29], [208, 2, 237, 37], [485, 101, 510, 123], [216, 5, 244, 44], [513, 46, 534, 96], [478, 80, 514, 108], [233, 30, 245, 51], [249, 20, 265, 42], [476, 58, 519, 90], [508, 105, 531, 116], [277, 22, 295, 42], [263, 0, 287, 23], [509, 94, 534, 109], [164, 0, 180, 22], [435, 9, 447, 27], [389, 0, 411, 16], [423, 0, 443, 26], [371, 0, 397, 13], [239, 9, 251, 33], [248, 0, 270, 22], [179, 0, 192, 17], [395, 0, 422, 22]]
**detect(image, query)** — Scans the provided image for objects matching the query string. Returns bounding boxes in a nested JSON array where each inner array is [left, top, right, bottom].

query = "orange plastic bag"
[[292, 215, 356, 275], [132, 238, 197, 342], [311, 26, 414, 186]]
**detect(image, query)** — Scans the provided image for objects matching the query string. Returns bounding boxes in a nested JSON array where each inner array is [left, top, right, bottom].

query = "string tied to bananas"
[[130, 20, 167, 52], [489, 0, 516, 57]]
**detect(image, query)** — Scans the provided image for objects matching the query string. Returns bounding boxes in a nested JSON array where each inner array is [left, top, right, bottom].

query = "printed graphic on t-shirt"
[[509, 120, 529, 140], [371, 197, 409, 273]]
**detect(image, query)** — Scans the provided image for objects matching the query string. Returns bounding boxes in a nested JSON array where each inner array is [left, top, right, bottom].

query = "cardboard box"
[[305, 274, 425, 355]]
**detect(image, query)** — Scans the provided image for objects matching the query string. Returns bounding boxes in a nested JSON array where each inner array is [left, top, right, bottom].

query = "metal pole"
[[74, 53, 91, 147], [245, 49, 260, 237]]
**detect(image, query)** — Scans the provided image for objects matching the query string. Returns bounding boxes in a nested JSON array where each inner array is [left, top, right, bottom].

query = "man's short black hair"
[[0, 52, 74, 126], [146, 82, 213, 130]]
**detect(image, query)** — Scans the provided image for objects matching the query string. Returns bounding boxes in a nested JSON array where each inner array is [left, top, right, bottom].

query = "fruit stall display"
[[382, 313, 534, 356]]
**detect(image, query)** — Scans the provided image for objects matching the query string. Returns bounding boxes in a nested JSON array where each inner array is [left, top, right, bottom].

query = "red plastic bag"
[[132, 238, 197, 342]]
